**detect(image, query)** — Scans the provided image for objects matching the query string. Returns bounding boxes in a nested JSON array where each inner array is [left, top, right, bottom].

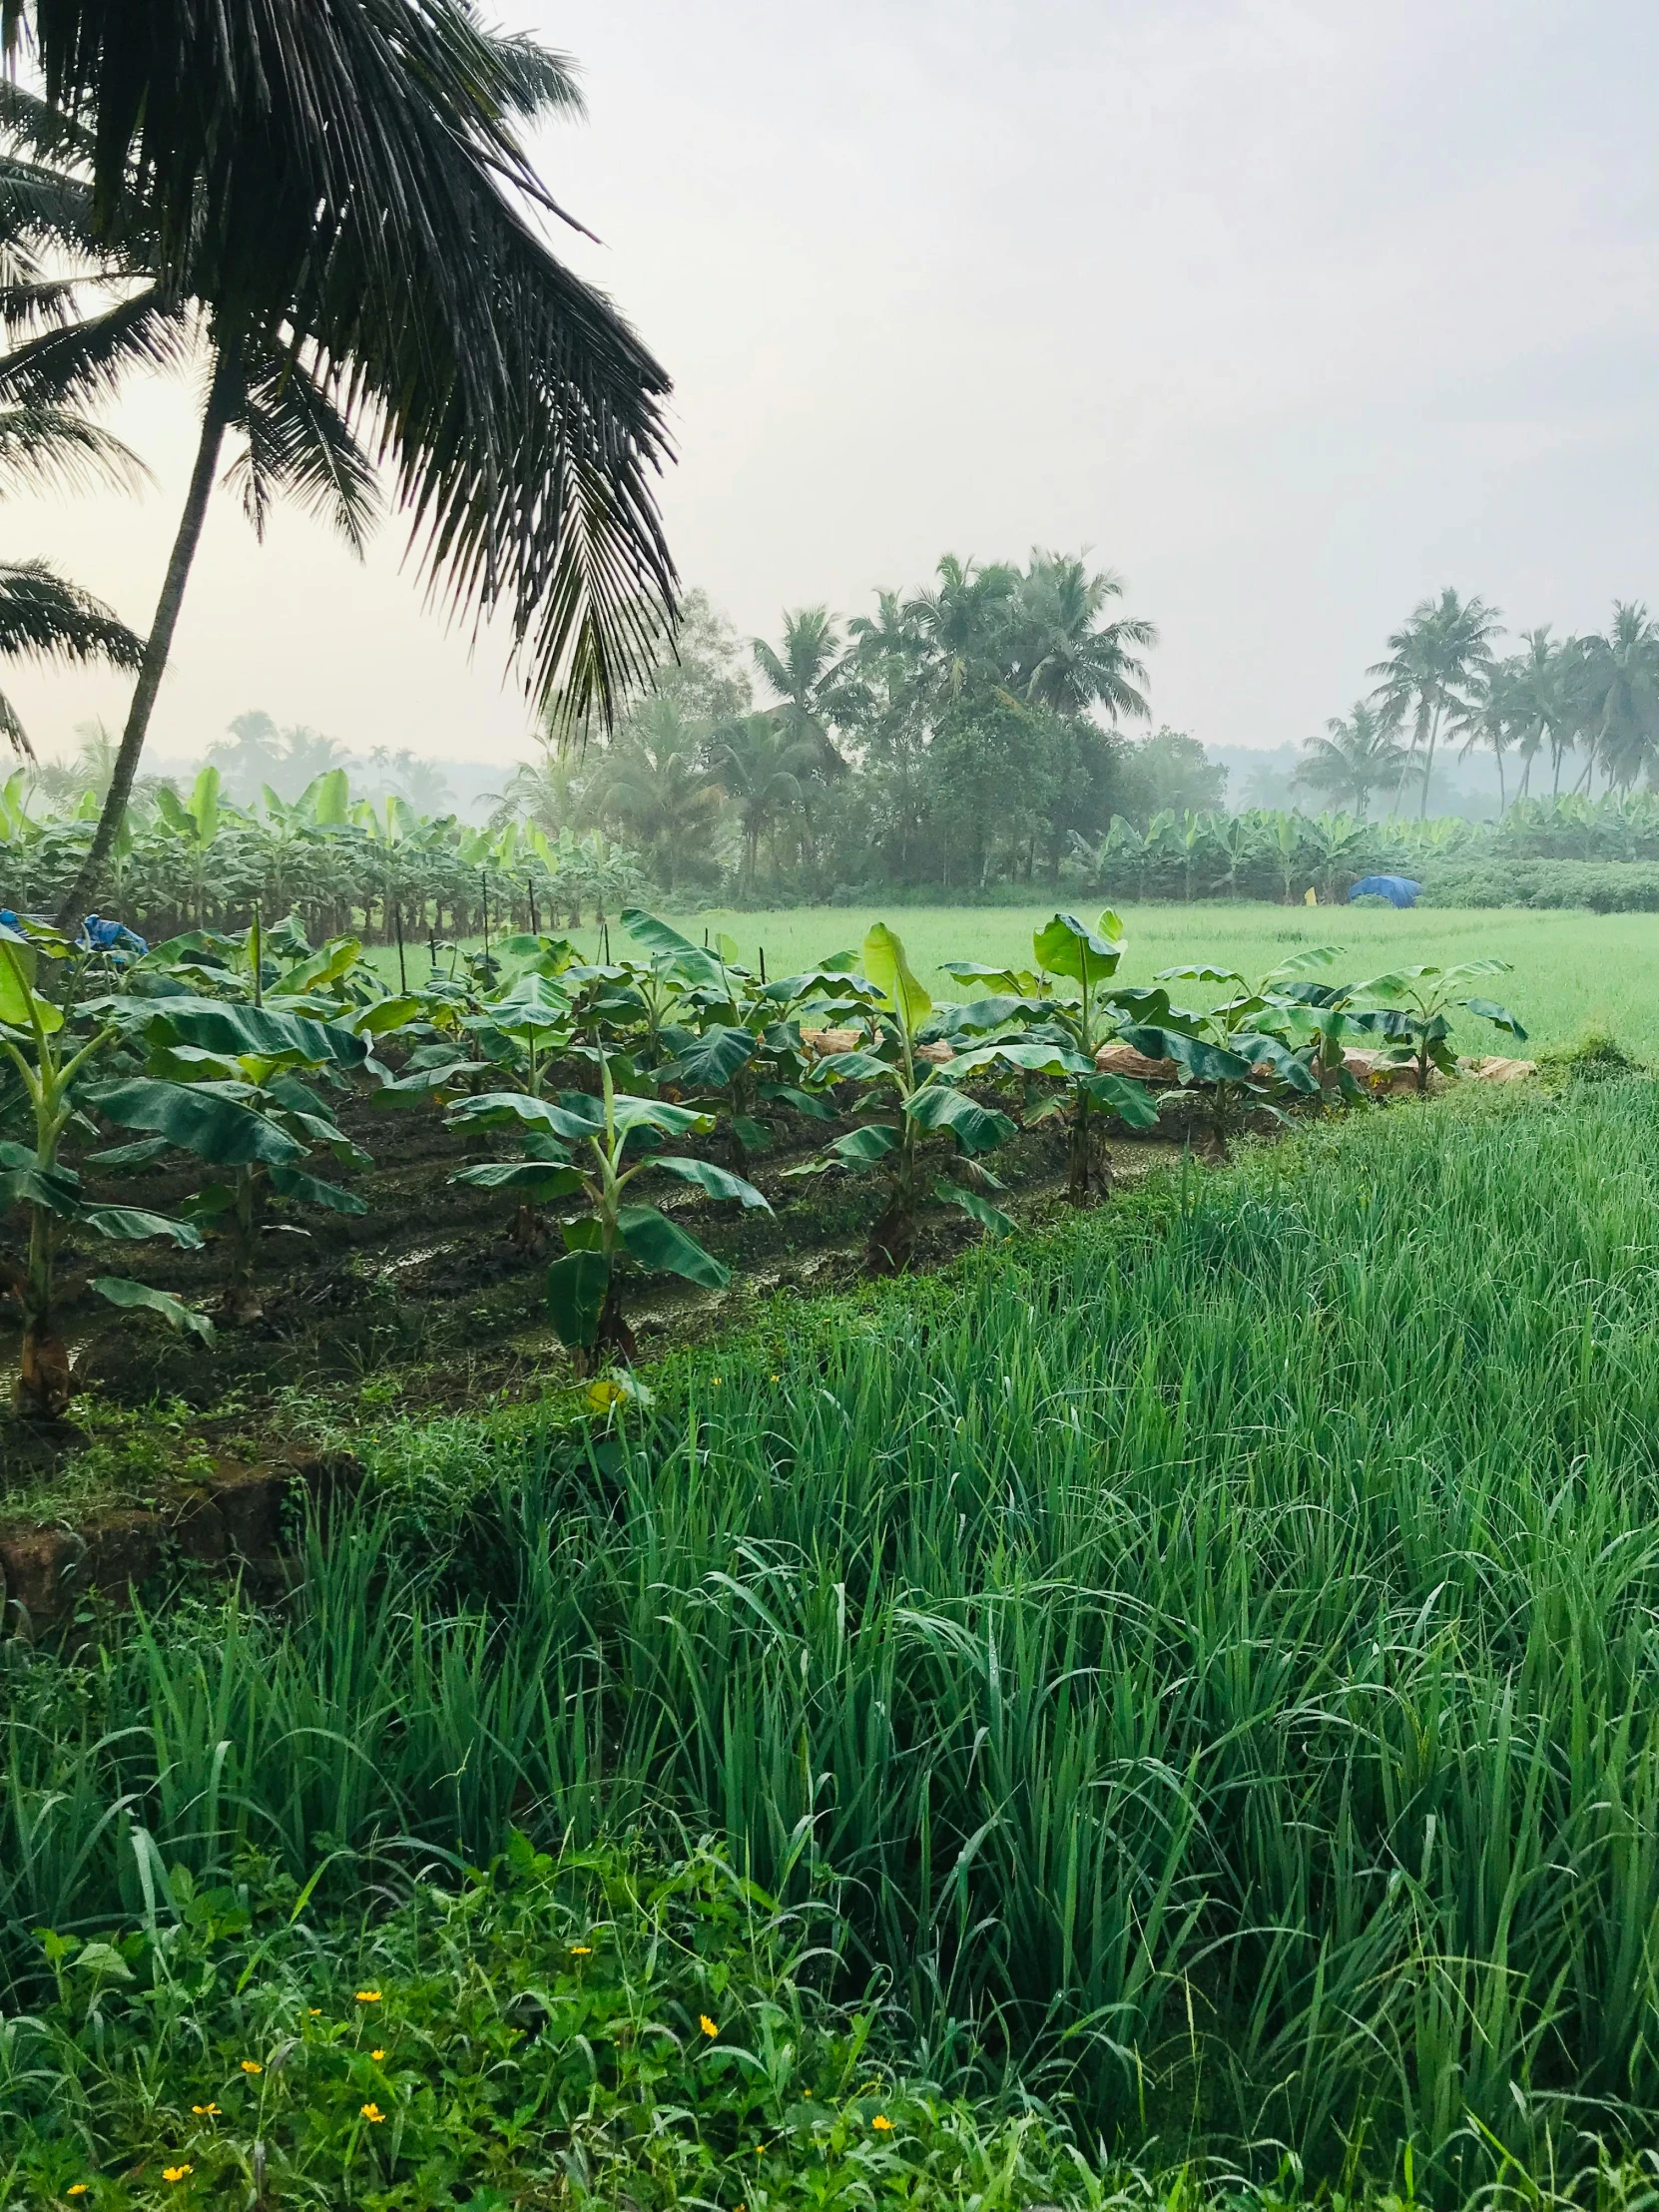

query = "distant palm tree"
[[1293, 702, 1407, 819], [1018, 551, 1157, 722], [377, 749, 454, 816], [586, 699, 723, 889], [1574, 603, 1659, 792], [711, 712, 819, 890], [903, 555, 1020, 703], [1370, 588, 1502, 817], [752, 608, 848, 774], [490, 750, 587, 840], [1499, 628, 1574, 798]]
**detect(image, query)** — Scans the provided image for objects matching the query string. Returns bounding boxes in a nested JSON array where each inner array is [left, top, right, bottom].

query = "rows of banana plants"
[[0, 904, 1526, 1415], [0, 766, 646, 943]]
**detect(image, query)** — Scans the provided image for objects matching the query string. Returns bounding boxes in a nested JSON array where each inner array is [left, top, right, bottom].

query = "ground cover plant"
[[1, 1832, 1116, 2212], [7, 1078, 1659, 2202]]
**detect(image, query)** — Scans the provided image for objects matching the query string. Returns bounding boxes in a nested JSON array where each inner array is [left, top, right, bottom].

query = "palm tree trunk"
[[1417, 704, 1443, 820], [53, 343, 241, 930]]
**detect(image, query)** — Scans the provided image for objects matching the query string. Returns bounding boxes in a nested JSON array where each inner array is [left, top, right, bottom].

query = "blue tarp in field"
[[1349, 874, 1421, 908]]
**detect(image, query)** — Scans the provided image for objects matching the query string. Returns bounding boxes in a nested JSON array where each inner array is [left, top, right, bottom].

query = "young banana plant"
[[1351, 960, 1527, 1091], [88, 997, 372, 1325], [1117, 949, 1334, 1153], [790, 923, 1019, 1274], [0, 922, 207, 1417], [630, 912, 866, 1176], [1017, 911, 1160, 1201], [446, 1053, 770, 1373]]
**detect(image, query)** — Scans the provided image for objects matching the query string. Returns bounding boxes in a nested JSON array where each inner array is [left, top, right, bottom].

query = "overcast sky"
[[7, 0, 1659, 771]]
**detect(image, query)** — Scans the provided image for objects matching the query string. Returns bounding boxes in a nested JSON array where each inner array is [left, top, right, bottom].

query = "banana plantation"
[[0, 898, 1524, 1419]]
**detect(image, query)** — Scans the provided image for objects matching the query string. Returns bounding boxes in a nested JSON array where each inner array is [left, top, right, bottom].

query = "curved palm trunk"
[[53, 345, 241, 931], [1417, 703, 1444, 820]]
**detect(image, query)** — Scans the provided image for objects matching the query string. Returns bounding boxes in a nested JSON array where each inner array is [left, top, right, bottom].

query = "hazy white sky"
[[7, 0, 1659, 770]]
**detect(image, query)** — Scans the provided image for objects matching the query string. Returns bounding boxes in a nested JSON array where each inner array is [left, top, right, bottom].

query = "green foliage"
[[9, 1084, 1659, 2195], [1, 1835, 1119, 2212]]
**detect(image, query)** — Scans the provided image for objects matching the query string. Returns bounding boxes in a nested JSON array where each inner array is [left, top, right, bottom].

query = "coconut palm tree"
[[1575, 603, 1659, 792], [0, 0, 677, 919], [1293, 702, 1407, 819], [585, 698, 724, 890], [1499, 628, 1574, 799], [903, 555, 1021, 705], [752, 607, 848, 775], [1017, 550, 1157, 723], [1369, 587, 1502, 817], [711, 711, 819, 891]]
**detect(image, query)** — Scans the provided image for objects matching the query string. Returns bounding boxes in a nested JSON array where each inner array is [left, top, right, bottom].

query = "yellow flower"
[[712, 1378, 722, 1386], [190, 2104, 220, 2117], [66, 2188, 88, 2198], [355, 1989, 381, 2002], [240, 2060, 262, 2075], [871, 2113, 894, 2132], [163, 2167, 193, 2184], [307, 2007, 321, 2017], [370, 2048, 386, 2061], [568, 1943, 593, 1955], [700, 2013, 720, 2038], [586, 1378, 626, 1412], [360, 2102, 385, 2124]]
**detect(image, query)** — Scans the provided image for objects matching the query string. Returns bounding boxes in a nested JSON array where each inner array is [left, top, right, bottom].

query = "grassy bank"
[[8, 1077, 1659, 2196]]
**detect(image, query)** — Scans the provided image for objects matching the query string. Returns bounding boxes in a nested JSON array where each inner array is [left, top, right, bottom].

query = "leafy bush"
[[1416, 856, 1659, 909], [0, 1836, 1101, 2211]]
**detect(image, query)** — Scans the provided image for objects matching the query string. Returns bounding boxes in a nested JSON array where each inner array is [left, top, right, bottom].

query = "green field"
[[12, 1078, 1659, 2201], [418, 901, 1657, 1059]]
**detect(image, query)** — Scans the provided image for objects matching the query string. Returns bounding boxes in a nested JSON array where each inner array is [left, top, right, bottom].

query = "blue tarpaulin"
[[1349, 874, 1421, 908]]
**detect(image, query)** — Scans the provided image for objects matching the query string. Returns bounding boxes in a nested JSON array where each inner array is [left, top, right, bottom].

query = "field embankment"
[[7, 1074, 1659, 2200]]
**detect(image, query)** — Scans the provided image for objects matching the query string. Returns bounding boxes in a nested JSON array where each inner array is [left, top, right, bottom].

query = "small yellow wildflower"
[[240, 2060, 262, 2075], [699, 2013, 720, 2038], [307, 2007, 321, 2017], [360, 2102, 385, 2124], [370, 2048, 387, 2062], [190, 2104, 220, 2117], [66, 2188, 88, 2197], [355, 1990, 382, 2003], [712, 1378, 722, 1386], [871, 2114, 894, 2132], [568, 1943, 593, 1955], [163, 2167, 193, 2184]]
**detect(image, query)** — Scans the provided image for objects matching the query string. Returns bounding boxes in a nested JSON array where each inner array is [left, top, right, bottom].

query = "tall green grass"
[[8, 1081, 1659, 2187]]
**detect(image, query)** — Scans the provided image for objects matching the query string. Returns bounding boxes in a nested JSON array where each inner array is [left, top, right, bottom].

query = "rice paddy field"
[[527, 900, 1659, 1059], [10, 1071, 1659, 2204]]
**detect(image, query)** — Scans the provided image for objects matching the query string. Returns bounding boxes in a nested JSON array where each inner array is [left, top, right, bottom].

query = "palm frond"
[[0, 555, 145, 755], [226, 345, 380, 552], [0, 283, 194, 407], [0, 400, 147, 493], [21, 0, 679, 725]]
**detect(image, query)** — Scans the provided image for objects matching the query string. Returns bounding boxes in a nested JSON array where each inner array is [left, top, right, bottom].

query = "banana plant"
[[1116, 949, 1333, 1153], [445, 1054, 769, 1371], [1351, 960, 1527, 1091], [0, 922, 208, 1417], [790, 923, 1019, 1274], [88, 997, 372, 1325], [630, 911, 863, 1175], [999, 910, 1161, 1202]]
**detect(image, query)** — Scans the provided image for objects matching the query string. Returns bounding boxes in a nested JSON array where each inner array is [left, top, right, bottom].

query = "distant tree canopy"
[[540, 556, 1163, 896]]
